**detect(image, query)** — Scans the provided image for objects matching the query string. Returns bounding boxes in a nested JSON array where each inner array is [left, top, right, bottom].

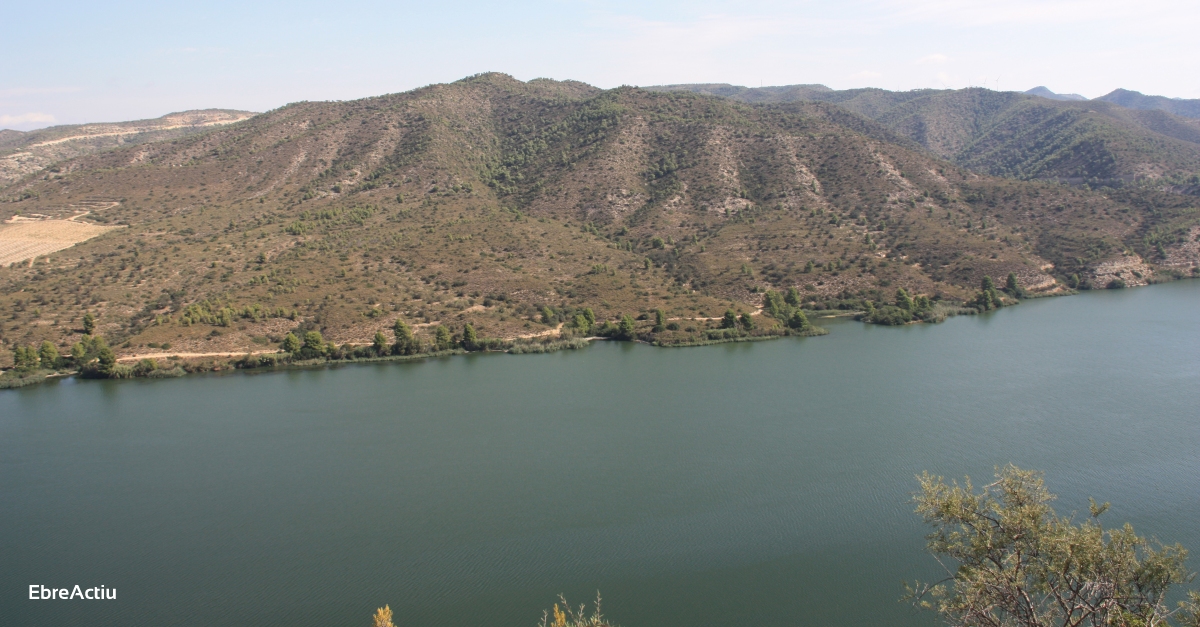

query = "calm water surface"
[[3, 281, 1199, 627]]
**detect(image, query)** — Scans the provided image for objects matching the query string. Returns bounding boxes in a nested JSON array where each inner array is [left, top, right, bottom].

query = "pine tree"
[[392, 319, 415, 354], [96, 339, 116, 375], [462, 323, 478, 350], [785, 287, 801, 306], [721, 309, 738, 329], [38, 341, 58, 367], [373, 331, 388, 355], [788, 309, 810, 331], [618, 314, 636, 340], [896, 287, 914, 311], [282, 332, 301, 354], [82, 312, 95, 335], [13, 346, 37, 369], [740, 312, 754, 330], [1005, 272, 1022, 298], [434, 325, 451, 351], [303, 331, 324, 353], [974, 276, 1003, 311], [763, 291, 786, 318], [393, 319, 413, 342]]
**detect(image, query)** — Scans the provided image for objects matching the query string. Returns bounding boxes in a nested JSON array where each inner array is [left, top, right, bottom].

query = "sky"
[[3, 0, 1199, 131]]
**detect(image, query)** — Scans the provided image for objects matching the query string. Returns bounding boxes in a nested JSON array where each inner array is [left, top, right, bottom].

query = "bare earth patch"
[[1090, 255, 1154, 287], [0, 219, 121, 266]]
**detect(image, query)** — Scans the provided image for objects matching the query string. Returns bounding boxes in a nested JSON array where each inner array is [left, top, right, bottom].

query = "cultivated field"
[[0, 219, 121, 266]]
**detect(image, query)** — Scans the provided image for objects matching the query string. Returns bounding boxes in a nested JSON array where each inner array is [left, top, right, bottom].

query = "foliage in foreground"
[[372, 605, 394, 627], [539, 594, 613, 627], [361, 467, 1200, 627], [909, 465, 1200, 627], [368, 593, 614, 627]]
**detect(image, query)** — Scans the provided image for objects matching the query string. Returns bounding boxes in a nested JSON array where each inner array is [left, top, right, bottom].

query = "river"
[[3, 280, 1199, 627]]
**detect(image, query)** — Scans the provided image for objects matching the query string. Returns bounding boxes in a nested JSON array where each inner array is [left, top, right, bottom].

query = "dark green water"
[[3, 281, 1199, 627]]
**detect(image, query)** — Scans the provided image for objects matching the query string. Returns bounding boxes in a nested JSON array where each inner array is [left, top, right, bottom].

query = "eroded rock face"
[[1160, 226, 1200, 271], [1091, 255, 1155, 287], [1017, 271, 1058, 293]]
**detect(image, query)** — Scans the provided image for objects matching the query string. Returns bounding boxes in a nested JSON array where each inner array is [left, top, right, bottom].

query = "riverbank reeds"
[[0, 369, 59, 389], [508, 338, 592, 354]]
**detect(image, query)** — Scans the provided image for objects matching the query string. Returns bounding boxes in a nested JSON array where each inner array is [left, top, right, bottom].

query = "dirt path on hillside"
[[513, 323, 564, 339], [19, 117, 255, 151], [668, 307, 762, 322], [116, 350, 281, 362]]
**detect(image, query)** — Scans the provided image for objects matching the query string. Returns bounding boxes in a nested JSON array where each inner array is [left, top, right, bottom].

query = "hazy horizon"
[[4, 0, 1199, 132], [0, 77, 1188, 134]]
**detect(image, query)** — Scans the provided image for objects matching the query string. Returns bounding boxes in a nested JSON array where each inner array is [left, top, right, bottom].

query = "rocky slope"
[[0, 109, 257, 186], [649, 84, 1200, 187], [0, 74, 1196, 362]]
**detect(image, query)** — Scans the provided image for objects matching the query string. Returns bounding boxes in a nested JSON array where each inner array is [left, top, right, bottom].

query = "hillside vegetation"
[[1, 74, 1198, 367], [1097, 88, 1200, 120], [650, 83, 1200, 188], [0, 109, 257, 186]]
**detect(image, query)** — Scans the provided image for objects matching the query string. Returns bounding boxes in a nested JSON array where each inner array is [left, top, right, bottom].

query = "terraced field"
[[0, 219, 121, 266]]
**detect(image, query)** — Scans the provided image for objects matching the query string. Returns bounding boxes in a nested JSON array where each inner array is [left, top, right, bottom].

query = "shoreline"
[[4, 277, 1195, 391], [0, 327, 821, 389]]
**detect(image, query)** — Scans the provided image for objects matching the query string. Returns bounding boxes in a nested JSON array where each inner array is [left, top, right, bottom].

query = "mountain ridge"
[[0, 109, 258, 186], [0, 73, 1196, 365], [1024, 86, 1086, 101], [1096, 88, 1200, 119], [647, 83, 1200, 187]]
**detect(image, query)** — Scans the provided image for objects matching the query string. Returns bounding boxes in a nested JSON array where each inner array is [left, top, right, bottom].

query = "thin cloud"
[[0, 86, 82, 97], [916, 53, 950, 64], [151, 46, 230, 56], [588, 13, 795, 85], [935, 71, 957, 87], [871, 0, 1180, 27], [0, 112, 56, 125], [849, 71, 884, 80], [608, 13, 787, 52]]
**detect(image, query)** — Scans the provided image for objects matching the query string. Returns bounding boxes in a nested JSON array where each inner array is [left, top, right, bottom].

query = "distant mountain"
[[1024, 86, 1086, 101], [0, 110, 257, 186], [647, 83, 1200, 187], [1096, 89, 1200, 120], [650, 83, 835, 104], [6, 74, 1194, 360]]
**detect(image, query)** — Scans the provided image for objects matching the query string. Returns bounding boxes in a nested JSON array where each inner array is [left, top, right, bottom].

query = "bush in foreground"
[[908, 465, 1200, 627]]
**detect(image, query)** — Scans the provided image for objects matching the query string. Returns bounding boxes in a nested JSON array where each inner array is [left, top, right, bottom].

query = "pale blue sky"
[[3, 0, 1198, 131]]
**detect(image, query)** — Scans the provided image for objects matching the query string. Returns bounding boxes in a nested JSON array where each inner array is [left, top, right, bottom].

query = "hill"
[[0, 74, 1197, 365], [0, 110, 258, 186], [1024, 87, 1086, 101], [1095, 89, 1200, 120], [648, 83, 1200, 188]]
